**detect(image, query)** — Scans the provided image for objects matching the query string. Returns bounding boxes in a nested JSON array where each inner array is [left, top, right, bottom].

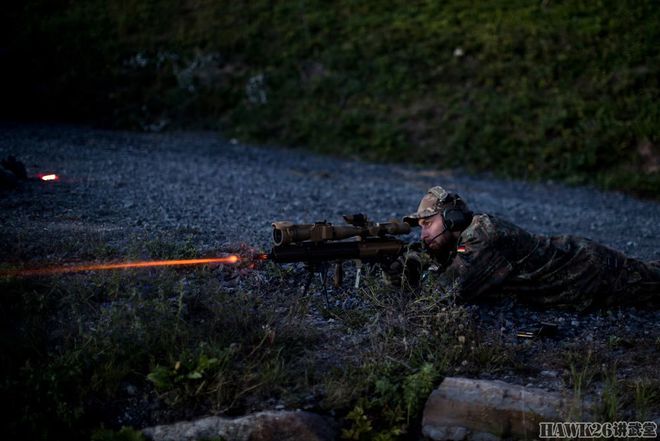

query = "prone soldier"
[[384, 186, 660, 310]]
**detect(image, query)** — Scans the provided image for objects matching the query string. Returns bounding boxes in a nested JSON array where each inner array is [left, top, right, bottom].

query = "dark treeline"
[[2, 0, 659, 196]]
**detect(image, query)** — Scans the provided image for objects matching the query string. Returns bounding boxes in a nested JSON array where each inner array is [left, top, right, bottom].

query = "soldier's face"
[[419, 214, 450, 251]]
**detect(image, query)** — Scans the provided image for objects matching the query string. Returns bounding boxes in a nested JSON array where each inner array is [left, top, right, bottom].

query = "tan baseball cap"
[[403, 186, 451, 227]]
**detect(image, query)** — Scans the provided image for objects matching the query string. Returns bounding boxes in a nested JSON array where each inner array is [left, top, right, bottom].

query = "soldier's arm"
[[434, 225, 513, 302]]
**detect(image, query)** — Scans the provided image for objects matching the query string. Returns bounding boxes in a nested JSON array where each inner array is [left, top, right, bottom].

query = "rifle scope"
[[272, 219, 410, 246]]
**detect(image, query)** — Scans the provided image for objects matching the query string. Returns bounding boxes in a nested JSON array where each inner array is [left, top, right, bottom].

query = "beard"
[[425, 234, 458, 266]]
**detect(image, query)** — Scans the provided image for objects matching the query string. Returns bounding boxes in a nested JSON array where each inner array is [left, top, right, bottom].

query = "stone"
[[422, 377, 590, 440], [1, 155, 27, 180], [142, 410, 336, 441]]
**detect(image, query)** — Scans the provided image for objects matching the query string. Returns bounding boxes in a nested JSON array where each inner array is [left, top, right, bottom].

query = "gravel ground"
[[2, 122, 659, 425], [1, 122, 659, 260]]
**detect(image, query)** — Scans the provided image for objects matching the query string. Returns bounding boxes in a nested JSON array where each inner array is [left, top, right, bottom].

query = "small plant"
[[147, 351, 228, 399], [633, 379, 657, 421], [599, 365, 620, 421], [339, 362, 439, 440], [467, 340, 510, 373], [341, 405, 374, 440], [566, 349, 596, 420], [402, 363, 438, 422]]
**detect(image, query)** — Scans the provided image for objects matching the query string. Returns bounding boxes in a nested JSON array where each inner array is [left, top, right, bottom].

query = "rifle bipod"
[[300, 262, 349, 307]]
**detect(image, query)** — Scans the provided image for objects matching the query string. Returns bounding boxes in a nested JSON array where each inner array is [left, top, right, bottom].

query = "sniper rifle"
[[268, 214, 412, 299]]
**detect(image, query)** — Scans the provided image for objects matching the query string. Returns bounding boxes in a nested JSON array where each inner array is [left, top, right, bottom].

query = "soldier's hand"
[[381, 252, 422, 288]]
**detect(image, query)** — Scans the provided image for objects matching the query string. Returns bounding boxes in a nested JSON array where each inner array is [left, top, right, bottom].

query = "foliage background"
[[2, 0, 659, 196]]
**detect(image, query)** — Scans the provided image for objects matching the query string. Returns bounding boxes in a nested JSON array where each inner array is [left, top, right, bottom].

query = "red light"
[[39, 174, 59, 181]]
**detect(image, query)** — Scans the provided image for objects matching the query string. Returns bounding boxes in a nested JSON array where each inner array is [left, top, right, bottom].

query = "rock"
[[422, 377, 590, 440], [142, 410, 336, 441], [1, 155, 27, 180]]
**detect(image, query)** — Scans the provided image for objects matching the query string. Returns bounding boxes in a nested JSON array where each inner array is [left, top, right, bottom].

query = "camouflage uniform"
[[433, 214, 660, 310], [402, 186, 660, 310]]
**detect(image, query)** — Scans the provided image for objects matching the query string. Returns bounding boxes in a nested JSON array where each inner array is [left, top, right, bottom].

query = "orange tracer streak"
[[1, 256, 240, 277]]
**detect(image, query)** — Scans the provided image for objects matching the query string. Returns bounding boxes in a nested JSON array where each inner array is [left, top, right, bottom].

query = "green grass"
[[5, 0, 659, 197]]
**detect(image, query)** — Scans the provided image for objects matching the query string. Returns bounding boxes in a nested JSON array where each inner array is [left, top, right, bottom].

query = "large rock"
[[142, 410, 336, 441], [422, 377, 590, 441]]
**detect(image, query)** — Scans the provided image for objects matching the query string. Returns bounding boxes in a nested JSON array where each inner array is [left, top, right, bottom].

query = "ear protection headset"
[[428, 188, 473, 232]]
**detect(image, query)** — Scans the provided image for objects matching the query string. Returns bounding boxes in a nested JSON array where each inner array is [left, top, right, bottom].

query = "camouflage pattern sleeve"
[[434, 215, 514, 302]]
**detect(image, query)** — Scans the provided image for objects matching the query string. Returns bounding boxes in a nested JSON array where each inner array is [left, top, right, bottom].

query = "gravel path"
[[1, 122, 659, 261]]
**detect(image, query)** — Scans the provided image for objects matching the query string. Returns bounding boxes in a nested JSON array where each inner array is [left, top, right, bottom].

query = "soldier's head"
[[404, 186, 472, 251]]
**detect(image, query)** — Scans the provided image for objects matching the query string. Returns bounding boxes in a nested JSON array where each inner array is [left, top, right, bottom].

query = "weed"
[[338, 362, 439, 440], [565, 349, 596, 420], [633, 379, 658, 421], [599, 365, 620, 421], [342, 405, 374, 440], [147, 349, 235, 404], [403, 363, 438, 423]]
